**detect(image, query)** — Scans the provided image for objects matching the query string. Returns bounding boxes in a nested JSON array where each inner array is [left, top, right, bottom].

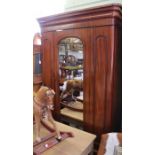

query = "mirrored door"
[[58, 37, 84, 126]]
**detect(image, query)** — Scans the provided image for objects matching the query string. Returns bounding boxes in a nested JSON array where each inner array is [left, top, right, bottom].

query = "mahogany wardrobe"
[[37, 4, 122, 136]]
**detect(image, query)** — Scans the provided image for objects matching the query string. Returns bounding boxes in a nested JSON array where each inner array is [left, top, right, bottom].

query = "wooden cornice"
[[37, 4, 122, 31]]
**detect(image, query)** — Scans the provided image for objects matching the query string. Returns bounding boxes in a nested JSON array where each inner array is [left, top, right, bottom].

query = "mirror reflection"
[[58, 37, 84, 125], [33, 53, 42, 75]]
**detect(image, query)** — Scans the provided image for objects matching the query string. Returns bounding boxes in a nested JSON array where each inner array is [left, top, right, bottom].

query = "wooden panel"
[[42, 33, 52, 86], [111, 25, 122, 132], [42, 32, 59, 117], [40, 18, 113, 32], [93, 26, 114, 135]]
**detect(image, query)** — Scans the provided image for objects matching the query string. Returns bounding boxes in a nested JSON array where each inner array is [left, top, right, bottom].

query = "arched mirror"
[[58, 37, 84, 127]]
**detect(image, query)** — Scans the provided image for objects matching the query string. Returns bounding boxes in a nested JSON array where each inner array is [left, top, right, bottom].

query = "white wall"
[[34, 0, 122, 18], [64, 0, 122, 11]]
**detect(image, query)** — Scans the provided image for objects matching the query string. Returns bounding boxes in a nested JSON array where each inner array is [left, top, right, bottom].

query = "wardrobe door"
[[93, 26, 115, 135], [52, 28, 94, 131]]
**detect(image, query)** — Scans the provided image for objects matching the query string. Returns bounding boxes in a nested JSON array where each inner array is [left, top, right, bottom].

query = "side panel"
[[111, 24, 122, 132]]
